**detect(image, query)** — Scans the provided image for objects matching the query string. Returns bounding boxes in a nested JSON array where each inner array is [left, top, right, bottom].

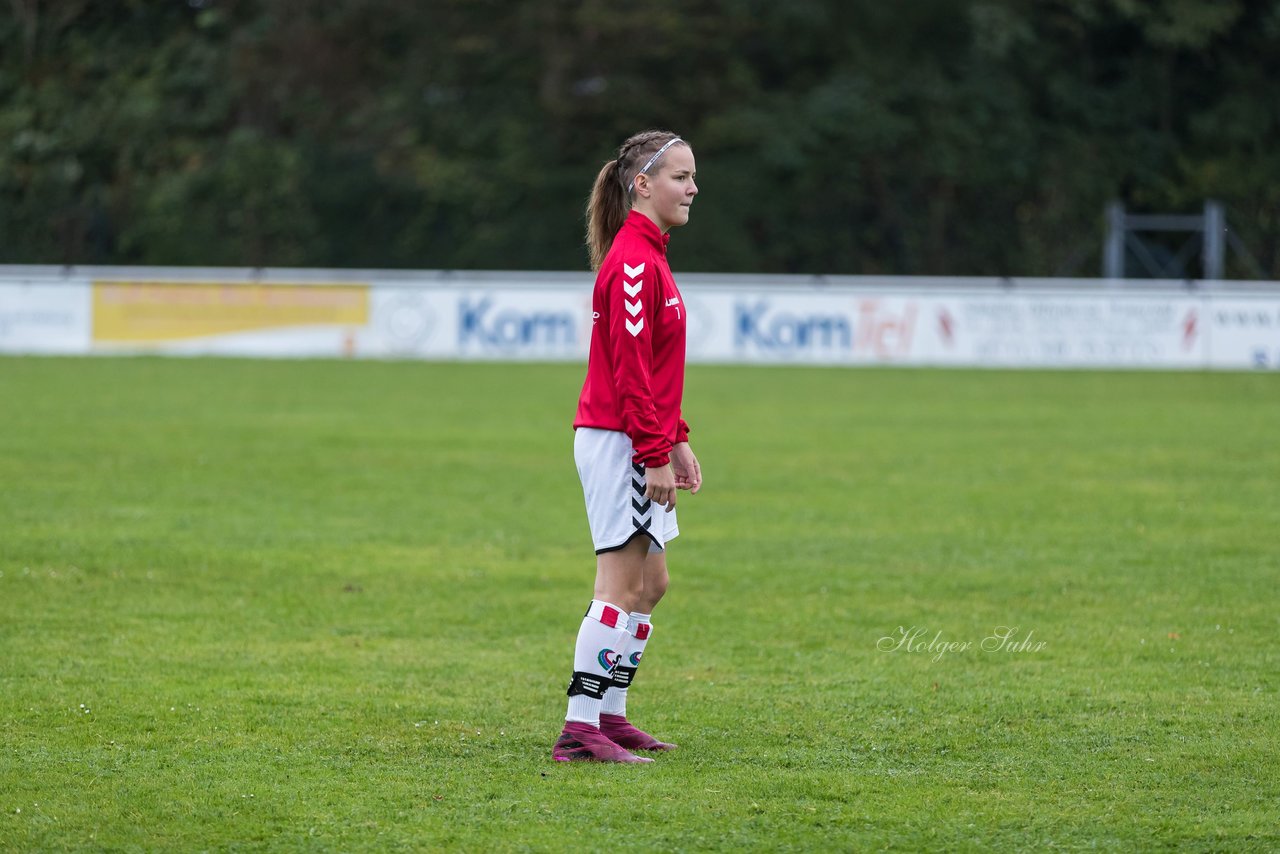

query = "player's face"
[[638, 145, 697, 233]]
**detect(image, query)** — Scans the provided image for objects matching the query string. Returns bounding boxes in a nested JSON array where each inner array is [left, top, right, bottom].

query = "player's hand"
[[671, 442, 702, 495], [644, 463, 678, 511]]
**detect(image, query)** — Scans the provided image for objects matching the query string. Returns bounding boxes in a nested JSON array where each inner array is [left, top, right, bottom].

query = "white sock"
[[601, 611, 652, 717], [564, 600, 631, 726]]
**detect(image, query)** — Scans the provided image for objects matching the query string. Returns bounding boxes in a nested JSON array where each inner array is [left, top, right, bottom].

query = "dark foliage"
[[2, 0, 1277, 276]]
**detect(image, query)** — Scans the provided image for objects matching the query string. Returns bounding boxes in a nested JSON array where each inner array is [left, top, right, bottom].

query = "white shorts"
[[574, 427, 679, 554]]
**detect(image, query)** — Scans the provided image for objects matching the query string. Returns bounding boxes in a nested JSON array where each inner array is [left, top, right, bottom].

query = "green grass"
[[1, 357, 1277, 852]]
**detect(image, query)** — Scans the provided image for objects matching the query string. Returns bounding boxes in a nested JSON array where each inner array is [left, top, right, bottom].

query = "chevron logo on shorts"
[[629, 452, 653, 537]]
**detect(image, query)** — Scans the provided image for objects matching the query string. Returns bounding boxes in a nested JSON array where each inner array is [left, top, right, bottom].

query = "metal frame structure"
[[1104, 200, 1263, 282]]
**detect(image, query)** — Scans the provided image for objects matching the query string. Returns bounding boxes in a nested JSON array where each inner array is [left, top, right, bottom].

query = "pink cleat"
[[553, 722, 654, 763], [599, 713, 678, 751]]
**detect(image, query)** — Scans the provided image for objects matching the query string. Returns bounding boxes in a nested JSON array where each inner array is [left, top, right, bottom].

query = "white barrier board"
[[0, 268, 1276, 370], [1205, 296, 1280, 369], [0, 281, 92, 353]]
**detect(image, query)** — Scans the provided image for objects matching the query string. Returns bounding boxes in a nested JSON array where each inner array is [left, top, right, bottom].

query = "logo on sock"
[[629, 651, 643, 666], [598, 649, 620, 671]]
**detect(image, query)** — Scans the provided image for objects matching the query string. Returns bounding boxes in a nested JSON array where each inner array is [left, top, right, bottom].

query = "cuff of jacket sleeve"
[[639, 451, 671, 468], [675, 419, 690, 444]]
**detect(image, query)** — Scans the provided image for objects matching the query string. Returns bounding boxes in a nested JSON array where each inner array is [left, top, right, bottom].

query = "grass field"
[[1, 356, 1277, 851]]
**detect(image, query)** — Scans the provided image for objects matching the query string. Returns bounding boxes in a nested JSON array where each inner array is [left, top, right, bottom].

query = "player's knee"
[[624, 578, 645, 606], [640, 573, 668, 609]]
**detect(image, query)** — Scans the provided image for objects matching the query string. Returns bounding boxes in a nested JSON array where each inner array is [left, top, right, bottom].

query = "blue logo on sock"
[[598, 649, 620, 670]]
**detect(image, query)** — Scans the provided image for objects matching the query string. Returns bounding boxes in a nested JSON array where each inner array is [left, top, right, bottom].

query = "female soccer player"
[[553, 130, 703, 763]]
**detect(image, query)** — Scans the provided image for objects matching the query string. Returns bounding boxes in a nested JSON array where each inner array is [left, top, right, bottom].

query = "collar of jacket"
[[623, 209, 670, 256]]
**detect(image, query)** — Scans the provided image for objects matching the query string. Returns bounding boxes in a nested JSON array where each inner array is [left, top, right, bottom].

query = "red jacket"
[[574, 210, 690, 467]]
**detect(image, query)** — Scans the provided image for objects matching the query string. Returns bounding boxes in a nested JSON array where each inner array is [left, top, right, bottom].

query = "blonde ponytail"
[[585, 159, 629, 271]]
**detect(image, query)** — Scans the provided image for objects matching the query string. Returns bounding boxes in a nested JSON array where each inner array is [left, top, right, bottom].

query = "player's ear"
[[633, 173, 651, 199]]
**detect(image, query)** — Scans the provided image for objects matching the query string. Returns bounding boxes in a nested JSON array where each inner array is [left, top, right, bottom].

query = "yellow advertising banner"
[[92, 282, 369, 343]]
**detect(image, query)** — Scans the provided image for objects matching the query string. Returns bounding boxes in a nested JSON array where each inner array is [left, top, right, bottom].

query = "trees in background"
[[2, 0, 1276, 277]]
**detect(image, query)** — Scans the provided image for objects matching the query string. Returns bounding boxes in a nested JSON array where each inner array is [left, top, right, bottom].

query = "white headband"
[[627, 137, 683, 193]]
